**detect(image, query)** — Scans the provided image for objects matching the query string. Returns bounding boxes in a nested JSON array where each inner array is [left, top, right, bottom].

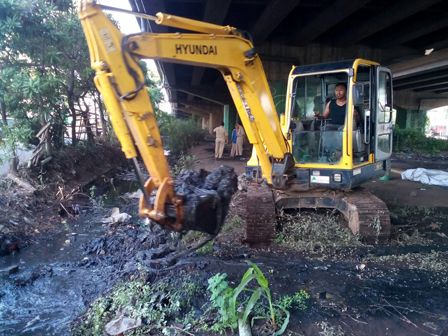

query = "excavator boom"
[[78, 1, 290, 233]]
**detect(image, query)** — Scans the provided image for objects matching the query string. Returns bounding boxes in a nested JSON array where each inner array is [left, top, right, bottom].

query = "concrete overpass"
[[129, 0, 448, 133]]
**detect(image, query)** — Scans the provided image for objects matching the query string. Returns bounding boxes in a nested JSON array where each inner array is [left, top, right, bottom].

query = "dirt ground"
[[188, 141, 448, 336], [2, 142, 448, 336]]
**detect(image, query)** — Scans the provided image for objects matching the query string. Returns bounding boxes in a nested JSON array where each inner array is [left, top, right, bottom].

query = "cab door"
[[374, 67, 393, 161]]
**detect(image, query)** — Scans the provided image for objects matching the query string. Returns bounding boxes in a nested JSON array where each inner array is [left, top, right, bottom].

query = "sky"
[[98, 0, 171, 113]]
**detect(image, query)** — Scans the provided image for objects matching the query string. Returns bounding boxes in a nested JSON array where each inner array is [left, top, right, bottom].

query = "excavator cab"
[[247, 59, 393, 190]]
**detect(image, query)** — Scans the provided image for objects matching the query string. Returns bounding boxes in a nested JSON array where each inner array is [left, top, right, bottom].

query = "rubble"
[[101, 208, 132, 224]]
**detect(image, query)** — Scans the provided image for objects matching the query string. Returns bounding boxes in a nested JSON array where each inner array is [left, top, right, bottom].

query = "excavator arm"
[[78, 1, 292, 233]]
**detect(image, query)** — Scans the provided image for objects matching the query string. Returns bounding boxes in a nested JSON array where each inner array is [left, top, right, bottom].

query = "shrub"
[[156, 110, 206, 155], [393, 126, 447, 154]]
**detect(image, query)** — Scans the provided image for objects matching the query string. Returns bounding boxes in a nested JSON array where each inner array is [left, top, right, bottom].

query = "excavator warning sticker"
[[99, 28, 116, 53], [310, 175, 330, 184], [175, 44, 217, 55]]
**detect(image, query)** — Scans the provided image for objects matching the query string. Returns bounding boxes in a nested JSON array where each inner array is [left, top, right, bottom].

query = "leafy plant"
[[88, 185, 104, 208], [73, 276, 201, 336], [206, 273, 238, 331], [171, 154, 195, 177], [206, 262, 309, 335], [157, 112, 206, 156]]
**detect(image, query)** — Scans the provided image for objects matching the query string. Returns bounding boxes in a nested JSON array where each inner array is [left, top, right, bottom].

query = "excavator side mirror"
[[353, 83, 364, 106]]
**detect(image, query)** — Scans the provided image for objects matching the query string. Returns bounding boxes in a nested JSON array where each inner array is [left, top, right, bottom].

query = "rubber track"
[[345, 188, 391, 243], [245, 184, 276, 243]]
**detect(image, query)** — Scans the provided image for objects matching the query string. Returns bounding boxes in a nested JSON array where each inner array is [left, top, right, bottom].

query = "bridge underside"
[[129, 0, 448, 132]]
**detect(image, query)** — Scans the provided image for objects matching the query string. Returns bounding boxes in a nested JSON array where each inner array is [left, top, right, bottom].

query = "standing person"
[[213, 121, 228, 159], [230, 124, 238, 157], [235, 122, 245, 156]]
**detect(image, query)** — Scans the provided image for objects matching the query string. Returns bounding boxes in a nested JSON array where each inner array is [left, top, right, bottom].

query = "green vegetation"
[[0, 0, 96, 155], [73, 274, 201, 336], [74, 263, 309, 335], [171, 154, 195, 177], [222, 214, 243, 232], [204, 261, 309, 334], [393, 126, 447, 154], [0, 1, 171, 173], [157, 110, 206, 156]]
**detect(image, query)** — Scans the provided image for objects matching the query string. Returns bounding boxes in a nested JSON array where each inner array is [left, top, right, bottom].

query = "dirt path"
[[191, 140, 252, 175], [364, 155, 448, 208]]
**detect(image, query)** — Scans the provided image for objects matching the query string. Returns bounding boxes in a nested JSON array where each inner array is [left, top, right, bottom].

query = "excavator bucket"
[[144, 166, 238, 235], [182, 192, 224, 234]]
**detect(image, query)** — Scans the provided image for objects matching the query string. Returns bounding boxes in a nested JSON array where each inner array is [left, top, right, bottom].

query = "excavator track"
[[244, 187, 391, 244], [244, 183, 277, 244], [344, 188, 391, 243]]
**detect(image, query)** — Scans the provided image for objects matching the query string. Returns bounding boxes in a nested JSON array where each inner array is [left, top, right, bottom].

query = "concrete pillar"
[[208, 112, 213, 134], [202, 115, 208, 131], [223, 104, 238, 138]]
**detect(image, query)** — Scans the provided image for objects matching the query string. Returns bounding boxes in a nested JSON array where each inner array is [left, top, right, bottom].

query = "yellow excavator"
[[78, 1, 393, 244]]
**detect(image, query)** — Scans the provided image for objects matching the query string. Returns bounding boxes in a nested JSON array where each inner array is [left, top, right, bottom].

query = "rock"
[[410, 191, 417, 197], [2, 265, 19, 275], [105, 315, 142, 335], [237, 173, 248, 192]]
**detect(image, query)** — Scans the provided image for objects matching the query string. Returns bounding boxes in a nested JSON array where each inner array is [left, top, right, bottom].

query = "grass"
[[395, 229, 432, 246], [222, 214, 243, 232]]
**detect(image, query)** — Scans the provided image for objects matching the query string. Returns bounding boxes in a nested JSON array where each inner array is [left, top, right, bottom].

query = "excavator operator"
[[314, 83, 361, 125]]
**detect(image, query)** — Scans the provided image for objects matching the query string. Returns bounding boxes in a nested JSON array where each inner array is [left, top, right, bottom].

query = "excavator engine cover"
[[174, 166, 237, 234]]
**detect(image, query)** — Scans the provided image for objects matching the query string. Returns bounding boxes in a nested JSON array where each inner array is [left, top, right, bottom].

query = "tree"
[[0, 0, 97, 168]]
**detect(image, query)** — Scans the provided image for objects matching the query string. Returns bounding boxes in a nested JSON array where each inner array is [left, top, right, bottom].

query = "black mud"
[[175, 165, 237, 233]]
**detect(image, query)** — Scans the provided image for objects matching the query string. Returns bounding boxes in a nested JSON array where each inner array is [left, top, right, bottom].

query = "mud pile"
[[174, 165, 238, 234]]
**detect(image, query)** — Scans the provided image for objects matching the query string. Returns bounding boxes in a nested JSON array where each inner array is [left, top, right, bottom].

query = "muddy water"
[[0, 179, 136, 335], [0, 165, 238, 336], [0, 211, 108, 335]]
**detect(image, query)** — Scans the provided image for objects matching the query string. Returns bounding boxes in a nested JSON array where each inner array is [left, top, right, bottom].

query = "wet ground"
[[0, 177, 142, 335], [1, 144, 448, 335]]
